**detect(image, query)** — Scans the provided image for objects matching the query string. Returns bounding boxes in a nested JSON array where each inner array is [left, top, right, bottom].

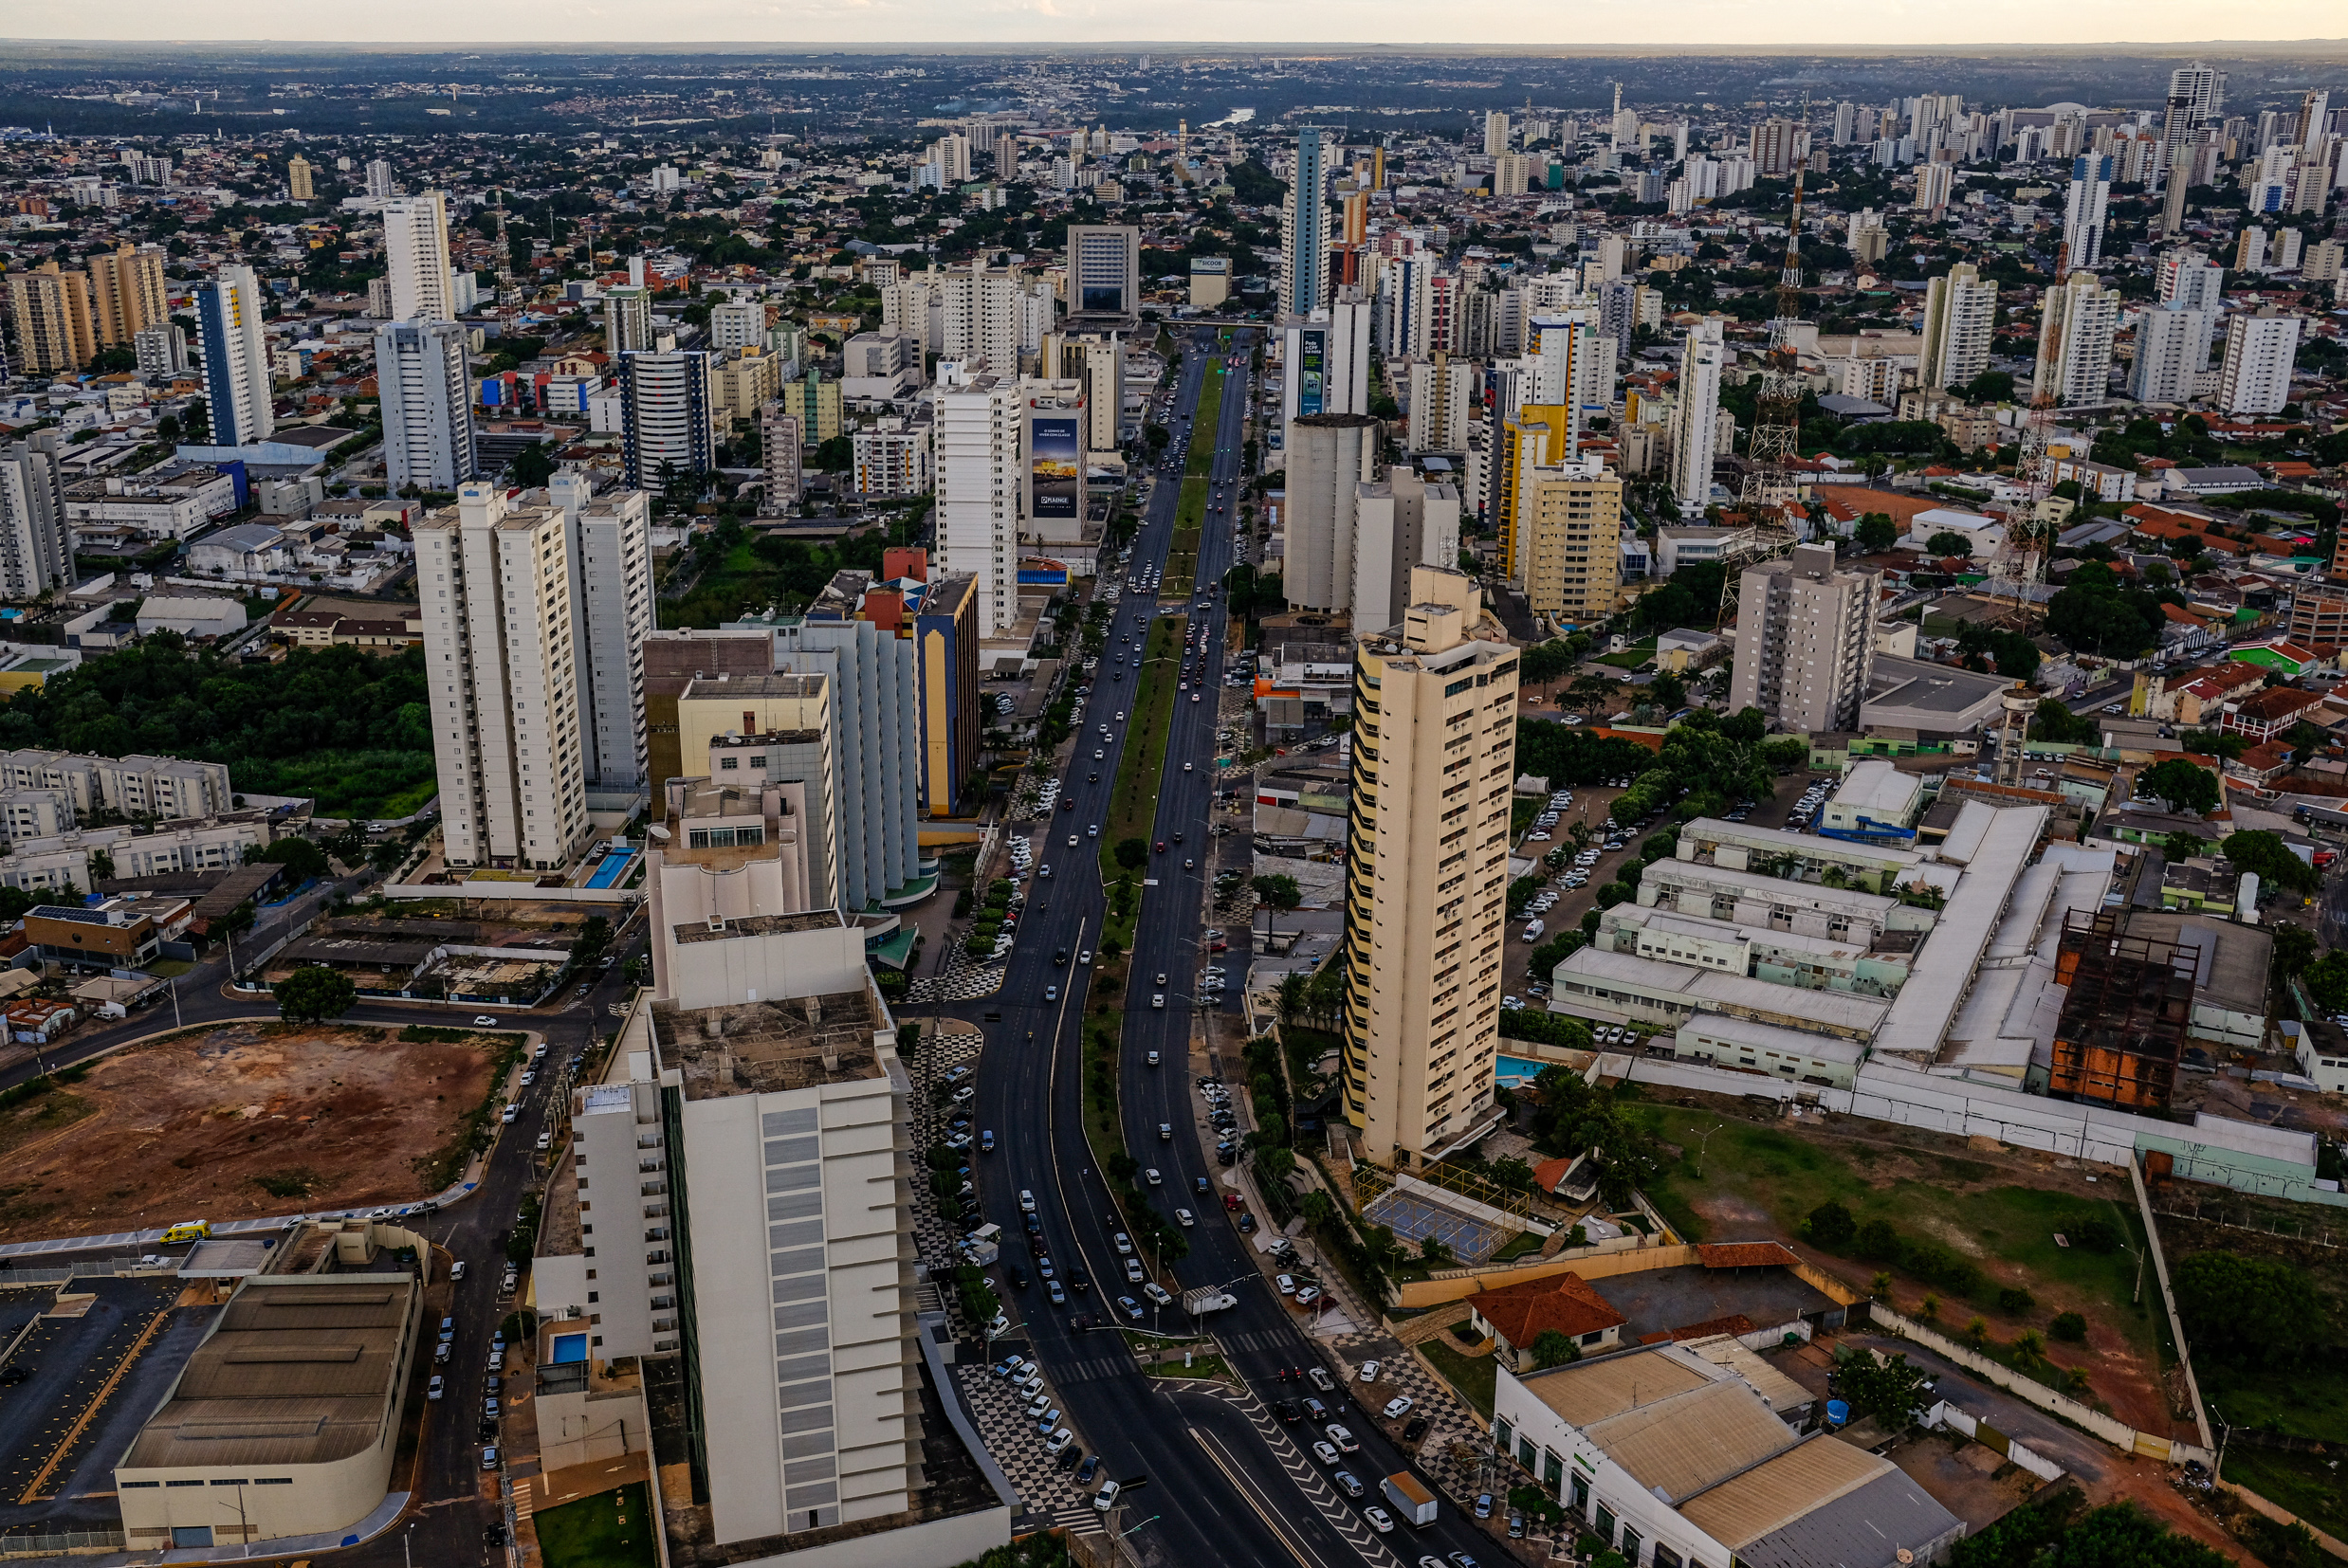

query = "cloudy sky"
[[18, 0, 2345, 46]]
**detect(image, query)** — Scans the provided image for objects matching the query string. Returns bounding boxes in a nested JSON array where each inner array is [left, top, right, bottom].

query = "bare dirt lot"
[[0, 1022, 504, 1243]]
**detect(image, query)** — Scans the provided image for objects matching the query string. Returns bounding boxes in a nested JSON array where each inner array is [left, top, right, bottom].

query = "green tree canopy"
[[1113, 836, 1149, 870], [2220, 830, 2319, 895], [276, 965, 357, 1024], [1529, 1329, 1581, 1369], [1853, 514, 1899, 554], [1837, 1348, 1936, 1425], [261, 836, 331, 885], [2172, 1250, 2323, 1368], [2138, 758, 2220, 818]]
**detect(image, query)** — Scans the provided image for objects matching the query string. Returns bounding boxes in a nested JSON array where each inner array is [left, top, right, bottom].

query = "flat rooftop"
[[119, 1277, 414, 1470], [654, 990, 887, 1100], [1557, 947, 1891, 1038], [1865, 655, 2012, 716], [1591, 1263, 1840, 1343], [1830, 759, 1926, 815]]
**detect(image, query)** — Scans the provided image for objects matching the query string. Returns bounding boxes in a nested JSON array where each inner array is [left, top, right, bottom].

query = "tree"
[[573, 915, 614, 966], [1529, 1329, 1581, 1369], [1252, 873, 1301, 940], [2305, 950, 2348, 1012], [261, 835, 331, 885], [1960, 370, 2016, 405], [812, 434, 853, 471], [2160, 830, 2206, 864], [2174, 1249, 2324, 1367], [276, 964, 357, 1023], [1853, 514, 1899, 555], [1519, 640, 1577, 686], [1838, 1348, 1935, 1425], [1805, 1200, 1858, 1248], [2220, 830, 2320, 895], [1925, 530, 1974, 558], [1300, 1190, 1336, 1230], [507, 440, 556, 488], [2268, 923, 2316, 982], [2138, 758, 2220, 818], [2028, 699, 2099, 745], [1113, 836, 1149, 871]]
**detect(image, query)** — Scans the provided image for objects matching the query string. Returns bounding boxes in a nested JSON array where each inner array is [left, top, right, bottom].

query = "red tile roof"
[[1466, 1271, 1626, 1348], [1697, 1242, 1800, 1269], [1530, 1157, 1577, 1194]]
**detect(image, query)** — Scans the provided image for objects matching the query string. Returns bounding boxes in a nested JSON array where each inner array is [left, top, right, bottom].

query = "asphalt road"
[[959, 331, 1502, 1568]]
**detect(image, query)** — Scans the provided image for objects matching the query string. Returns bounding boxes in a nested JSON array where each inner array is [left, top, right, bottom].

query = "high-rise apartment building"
[[1337, 567, 1518, 1167], [1284, 413, 1382, 613], [383, 192, 453, 321], [35, 263, 97, 368], [2217, 308, 2302, 416], [86, 244, 167, 348], [563, 975, 921, 1546], [2033, 273, 2121, 407], [932, 366, 1059, 635], [1350, 468, 1461, 633], [286, 154, 314, 201], [4, 270, 76, 374], [1913, 160, 1954, 218], [1039, 332, 1125, 455], [1496, 404, 1574, 585], [375, 319, 477, 492], [1670, 318, 1727, 516], [195, 265, 274, 447], [1751, 118, 1800, 177], [760, 404, 804, 514], [1521, 458, 1623, 628], [620, 352, 716, 490], [1280, 129, 1333, 317], [932, 264, 1051, 369], [1917, 264, 1996, 392], [2061, 154, 2114, 269], [417, 484, 593, 869], [133, 322, 187, 380], [2130, 303, 2215, 404], [1405, 354, 1474, 456], [708, 297, 767, 352], [550, 473, 654, 795], [1483, 111, 1511, 156], [1729, 544, 1880, 734], [1064, 225, 1142, 326], [0, 431, 71, 601], [604, 285, 654, 356], [363, 158, 396, 198]]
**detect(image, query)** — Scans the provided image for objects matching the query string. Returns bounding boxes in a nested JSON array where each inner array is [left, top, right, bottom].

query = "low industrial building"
[[1549, 946, 1890, 1044], [1665, 1012, 1867, 1089], [1493, 1340, 1964, 1568], [1816, 759, 1929, 846], [1859, 656, 2012, 737], [1635, 859, 1931, 946], [1595, 904, 1912, 998], [115, 1271, 423, 1551]]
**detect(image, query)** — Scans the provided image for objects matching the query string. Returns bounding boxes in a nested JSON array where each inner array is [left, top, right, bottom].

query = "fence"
[[0, 1260, 174, 1286], [1866, 1301, 2213, 1468], [1926, 1400, 2067, 1483], [0, 1530, 126, 1559]]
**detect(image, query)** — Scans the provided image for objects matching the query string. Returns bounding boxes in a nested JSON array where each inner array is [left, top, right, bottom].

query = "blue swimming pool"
[[549, 1332, 588, 1364], [584, 848, 636, 889], [1496, 1054, 1550, 1085]]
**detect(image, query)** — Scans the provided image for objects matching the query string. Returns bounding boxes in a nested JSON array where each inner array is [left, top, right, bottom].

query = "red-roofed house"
[[1465, 1271, 1627, 1371], [2220, 684, 2326, 744]]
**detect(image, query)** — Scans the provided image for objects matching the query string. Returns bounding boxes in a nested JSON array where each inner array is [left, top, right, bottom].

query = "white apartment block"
[[1671, 319, 1726, 517], [550, 474, 653, 795], [1406, 355, 1475, 455], [1339, 568, 1519, 1166], [708, 297, 768, 352], [2216, 308, 2302, 416], [1730, 545, 1880, 734], [382, 192, 453, 322], [0, 432, 72, 600], [933, 264, 1052, 370], [376, 319, 477, 492], [0, 749, 234, 821], [1917, 264, 1995, 391], [1284, 413, 1382, 614], [0, 814, 270, 892], [931, 366, 1025, 635], [851, 417, 934, 500], [2034, 273, 2120, 407], [2130, 304, 2215, 404], [559, 973, 920, 1545], [417, 484, 593, 870]]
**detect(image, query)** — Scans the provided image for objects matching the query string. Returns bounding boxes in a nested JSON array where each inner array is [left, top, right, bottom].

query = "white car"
[[1363, 1505, 1395, 1534], [1275, 1273, 1296, 1295], [1358, 1360, 1381, 1382], [1383, 1395, 1414, 1420], [472, 1015, 499, 1028], [1145, 1169, 1162, 1185], [1175, 1208, 1194, 1227], [1312, 1440, 1341, 1466]]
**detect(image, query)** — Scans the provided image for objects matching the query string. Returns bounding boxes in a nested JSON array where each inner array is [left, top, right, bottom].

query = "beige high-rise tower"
[[417, 483, 593, 870], [1917, 263, 1996, 392], [87, 245, 168, 348], [1339, 567, 1519, 1167], [287, 154, 315, 201], [1521, 458, 1623, 627], [1728, 544, 1880, 735]]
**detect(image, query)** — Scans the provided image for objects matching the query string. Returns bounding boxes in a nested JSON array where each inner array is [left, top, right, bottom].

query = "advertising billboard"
[[1296, 327, 1327, 418], [1029, 414, 1082, 520]]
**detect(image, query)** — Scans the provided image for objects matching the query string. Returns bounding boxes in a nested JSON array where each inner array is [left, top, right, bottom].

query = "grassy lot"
[[1626, 1103, 2166, 1392], [1167, 477, 1207, 589], [1419, 1340, 1497, 1418], [1592, 638, 1658, 669], [1096, 614, 1187, 891], [2217, 1446, 2348, 1543], [533, 1481, 658, 1568], [1185, 361, 1225, 477]]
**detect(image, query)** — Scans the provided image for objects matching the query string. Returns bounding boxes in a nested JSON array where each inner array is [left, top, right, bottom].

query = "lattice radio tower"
[[1990, 239, 2073, 627], [1739, 98, 1813, 534]]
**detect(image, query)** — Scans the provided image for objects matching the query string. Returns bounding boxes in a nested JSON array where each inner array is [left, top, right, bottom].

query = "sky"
[[14, 0, 2348, 48]]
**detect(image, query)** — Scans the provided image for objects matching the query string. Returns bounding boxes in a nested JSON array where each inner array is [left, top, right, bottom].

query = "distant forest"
[[0, 637, 437, 819]]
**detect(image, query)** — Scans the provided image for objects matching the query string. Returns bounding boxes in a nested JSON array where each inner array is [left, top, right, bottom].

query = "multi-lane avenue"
[[964, 330, 1498, 1568]]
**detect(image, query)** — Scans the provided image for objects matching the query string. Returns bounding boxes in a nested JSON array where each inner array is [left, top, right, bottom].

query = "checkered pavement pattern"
[[903, 1026, 1100, 1529], [1327, 1321, 1493, 1506], [904, 940, 1006, 1005]]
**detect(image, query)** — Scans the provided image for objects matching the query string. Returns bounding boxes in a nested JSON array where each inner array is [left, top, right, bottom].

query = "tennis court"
[[1362, 1185, 1509, 1267]]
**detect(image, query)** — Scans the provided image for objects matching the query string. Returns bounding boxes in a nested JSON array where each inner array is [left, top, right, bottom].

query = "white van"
[[1521, 920, 1545, 943]]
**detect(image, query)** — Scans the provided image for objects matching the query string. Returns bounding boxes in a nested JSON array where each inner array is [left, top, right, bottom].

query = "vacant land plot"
[[534, 1480, 659, 1568], [0, 1022, 504, 1243], [1624, 1091, 2175, 1435]]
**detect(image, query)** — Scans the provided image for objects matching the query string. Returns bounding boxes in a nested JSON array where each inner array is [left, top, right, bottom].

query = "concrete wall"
[[702, 1504, 1012, 1568]]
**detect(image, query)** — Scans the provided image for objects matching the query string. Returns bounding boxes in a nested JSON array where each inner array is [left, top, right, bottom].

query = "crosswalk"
[[1043, 1504, 1105, 1536], [1053, 1353, 1133, 1385], [1220, 1328, 1291, 1356]]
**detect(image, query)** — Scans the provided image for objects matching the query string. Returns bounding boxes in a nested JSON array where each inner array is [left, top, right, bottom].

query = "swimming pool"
[[584, 848, 636, 889], [1496, 1054, 1552, 1086]]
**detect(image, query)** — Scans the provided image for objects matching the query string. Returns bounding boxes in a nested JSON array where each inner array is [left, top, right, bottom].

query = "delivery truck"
[[1381, 1471, 1439, 1528], [1181, 1285, 1238, 1318]]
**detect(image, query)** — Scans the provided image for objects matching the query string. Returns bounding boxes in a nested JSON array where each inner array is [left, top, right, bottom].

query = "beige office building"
[[87, 244, 169, 347], [1728, 543, 1880, 735], [1521, 459, 1623, 628], [1339, 567, 1520, 1166], [417, 483, 593, 869]]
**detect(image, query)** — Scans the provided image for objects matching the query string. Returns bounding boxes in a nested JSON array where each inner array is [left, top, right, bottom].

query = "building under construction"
[[2048, 908, 2199, 1110]]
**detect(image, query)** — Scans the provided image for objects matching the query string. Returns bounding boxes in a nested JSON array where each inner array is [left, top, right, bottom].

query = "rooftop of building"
[[679, 671, 827, 702], [119, 1275, 413, 1471], [1864, 656, 2017, 718], [1556, 946, 1892, 1035], [653, 986, 889, 1100], [1829, 759, 1927, 815]]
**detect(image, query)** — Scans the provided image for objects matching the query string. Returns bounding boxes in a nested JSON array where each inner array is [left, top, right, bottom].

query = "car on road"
[[1115, 1295, 1144, 1322], [1312, 1441, 1340, 1466], [482, 1447, 499, 1469], [1326, 1423, 1358, 1452], [1019, 1190, 1036, 1212], [1145, 1168, 1161, 1185], [1047, 1279, 1067, 1304], [1364, 1506, 1395, 1534], [1112, 1232, 1133, 1254], [1306, 1365, 1335, 1393], [1195, 1176, 1212, 1196], [1043, 984, 1058, 1002], [1333, 1470, 1365, 1498], [981, 1130, 996, 1153], [428, 1375, 445, 1400], [472, 1016, 499, 1028], [449, 1261, 467, 1282], [1175, 1207, 1193, 1227], [1143, 1282, 1174, 1306], [1145, 1049, 1159, 1066]]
